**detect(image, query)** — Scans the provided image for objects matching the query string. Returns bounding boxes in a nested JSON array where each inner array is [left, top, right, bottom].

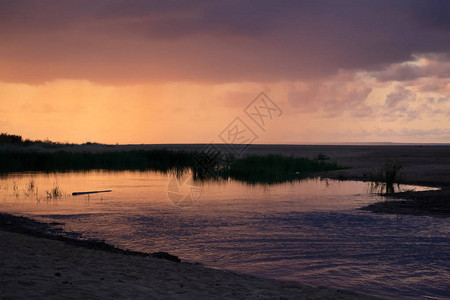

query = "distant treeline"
[[0, 133, 77, 148], [0, 149, 342, 184], [0, 133, 23, 144]]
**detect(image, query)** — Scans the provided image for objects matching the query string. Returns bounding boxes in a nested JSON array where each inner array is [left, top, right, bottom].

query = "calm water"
[[0, 171, 448, 299]]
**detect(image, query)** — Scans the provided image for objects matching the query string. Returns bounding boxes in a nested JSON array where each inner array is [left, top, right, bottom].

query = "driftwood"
[[72, 190, 112, 196]]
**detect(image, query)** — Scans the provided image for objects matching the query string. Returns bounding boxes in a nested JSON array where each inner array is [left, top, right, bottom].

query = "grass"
[[315, 153, 330, 161], [368, 160, 403, 194], [27, 178, 35, 192], [190, 153, 342, 183], [0, 149, 195, 173], [224, 154, 341, 183], [0, 149, 342, 184], [48, 184, 63, 198], [0, 133, 343, 184]]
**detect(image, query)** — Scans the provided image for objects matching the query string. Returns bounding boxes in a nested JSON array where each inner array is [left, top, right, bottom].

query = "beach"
[[0, 214, 379, 300]]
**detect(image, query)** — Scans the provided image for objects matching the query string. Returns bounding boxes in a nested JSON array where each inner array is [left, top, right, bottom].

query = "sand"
[[0, 228, 380, 299]]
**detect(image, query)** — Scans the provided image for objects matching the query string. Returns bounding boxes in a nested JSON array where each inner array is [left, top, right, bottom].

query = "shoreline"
[[319, 169, 450, 217], [0, 212, 380, 299], [1, 143, 449, 217], [318, 171, 450, 217], [0, 213, 181, 262], [359, 188, 450, 217]]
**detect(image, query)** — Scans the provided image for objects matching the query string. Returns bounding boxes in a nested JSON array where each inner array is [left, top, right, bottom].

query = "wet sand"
[[0, 214, 380, 300]]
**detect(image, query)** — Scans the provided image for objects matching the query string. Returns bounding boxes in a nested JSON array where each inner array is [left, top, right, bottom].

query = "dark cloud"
[[0, 0, 450, 83], [375, 55, 450, 82], [409, 0, 450, 31]]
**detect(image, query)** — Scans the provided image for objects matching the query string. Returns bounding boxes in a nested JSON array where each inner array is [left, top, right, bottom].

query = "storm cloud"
[[0, 0, 449, 83]]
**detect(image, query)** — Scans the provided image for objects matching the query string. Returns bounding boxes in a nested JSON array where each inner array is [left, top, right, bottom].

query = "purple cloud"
[[0, 0, 449, 83]]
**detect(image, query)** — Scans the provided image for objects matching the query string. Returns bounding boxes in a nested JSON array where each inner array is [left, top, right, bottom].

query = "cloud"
[[372, 127, 450, 141], [426, 96, 449, 105], [398, 128, 450, 139], [1, 0, 450, 83], [382, 84, 450, 122], [214, 90, 259, 108], [383, 85, 419, 121], [288, 72, 372, 117], [384, 86, 415, 110], [375, 53, 450, 82]]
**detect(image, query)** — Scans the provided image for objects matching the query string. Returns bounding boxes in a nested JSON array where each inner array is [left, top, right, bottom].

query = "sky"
[[0, 0, 449, 144]]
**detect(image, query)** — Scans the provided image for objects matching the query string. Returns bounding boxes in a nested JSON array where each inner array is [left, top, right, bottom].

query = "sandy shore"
[[0, 215, 380, 300]]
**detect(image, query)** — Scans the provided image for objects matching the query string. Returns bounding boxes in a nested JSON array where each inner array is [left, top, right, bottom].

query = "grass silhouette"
[[0, 149, 342, 184]]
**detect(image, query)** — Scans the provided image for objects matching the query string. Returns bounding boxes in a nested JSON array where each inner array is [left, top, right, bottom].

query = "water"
[[0, 171, 448, 299]]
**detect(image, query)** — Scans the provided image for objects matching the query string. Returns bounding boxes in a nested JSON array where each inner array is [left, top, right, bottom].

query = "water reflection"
[[0, 171, 446, 299], [367, 181, 420, 195]]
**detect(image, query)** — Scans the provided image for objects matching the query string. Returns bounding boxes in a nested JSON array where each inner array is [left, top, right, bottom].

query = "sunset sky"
[[0, 0, 449, 144]]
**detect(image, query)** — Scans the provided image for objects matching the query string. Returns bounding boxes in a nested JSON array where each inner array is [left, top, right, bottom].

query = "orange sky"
[[0, 1, 449, 144]]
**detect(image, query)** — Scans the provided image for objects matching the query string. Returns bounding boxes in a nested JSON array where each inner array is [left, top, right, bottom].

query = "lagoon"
[[0, 170, 448, 299]]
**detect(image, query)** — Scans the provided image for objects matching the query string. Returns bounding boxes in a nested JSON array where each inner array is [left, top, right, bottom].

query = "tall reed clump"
[[369, 160, 402, 193]]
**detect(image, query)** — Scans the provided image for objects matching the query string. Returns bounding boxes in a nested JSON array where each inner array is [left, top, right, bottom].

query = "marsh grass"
[[368, 160, 403, 194], [315, 153, 330, 161], [0, 149, 343, 184], [192, 154, 342, 184], [0, 149, 195, 172], [46, 184, 64, 199], [27, 178, 35, 192]]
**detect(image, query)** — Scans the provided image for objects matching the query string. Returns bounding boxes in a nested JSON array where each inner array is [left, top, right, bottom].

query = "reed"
[[0, 149, 343, 184], [368, 160, 402, 193], [0, 149, 195, 172], [224, 154, 341, 183]]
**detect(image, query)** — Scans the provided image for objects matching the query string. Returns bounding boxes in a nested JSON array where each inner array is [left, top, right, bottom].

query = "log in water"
[[72, 190, 112, 196]]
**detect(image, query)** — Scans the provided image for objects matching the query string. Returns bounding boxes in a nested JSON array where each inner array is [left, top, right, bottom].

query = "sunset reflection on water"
[[0, 171, 447, 299]]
